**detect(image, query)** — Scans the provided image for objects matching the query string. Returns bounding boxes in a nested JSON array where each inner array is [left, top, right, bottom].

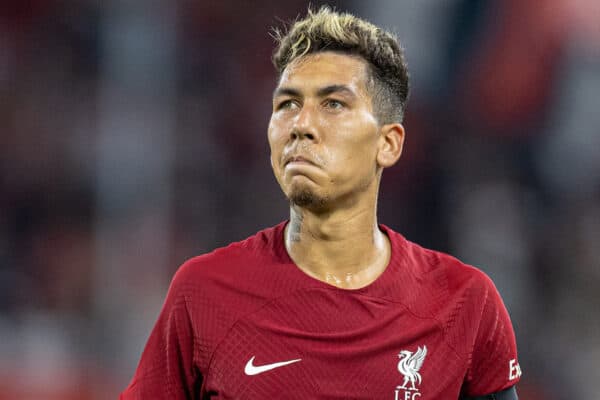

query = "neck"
[[284, 198, 390, 289]]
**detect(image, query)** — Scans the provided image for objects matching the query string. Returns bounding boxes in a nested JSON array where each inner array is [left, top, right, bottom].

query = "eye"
[[323, 99, 345, 111], [276, 99, 299, 111]]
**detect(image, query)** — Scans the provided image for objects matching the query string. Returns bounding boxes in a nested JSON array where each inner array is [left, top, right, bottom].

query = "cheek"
[[325, 118, 378, 164], [267, 120, 280, 153], [267, 118, 286, 175], [268, 115, 289, 149]]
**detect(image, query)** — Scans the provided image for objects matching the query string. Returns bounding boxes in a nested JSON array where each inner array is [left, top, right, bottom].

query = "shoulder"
[[386, 226, 497, 297], [166, 222, 292, 310], [423, 245, 498, 297], [385, 227, 504, 326], [173, 222, 286, 283], [414, 241, 502, 311]]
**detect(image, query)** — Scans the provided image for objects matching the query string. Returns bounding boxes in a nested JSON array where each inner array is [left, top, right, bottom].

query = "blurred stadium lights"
[[93, 0, 177, 379]]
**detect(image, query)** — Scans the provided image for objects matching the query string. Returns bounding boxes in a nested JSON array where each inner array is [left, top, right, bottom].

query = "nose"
[[290, 103, 319, 142]]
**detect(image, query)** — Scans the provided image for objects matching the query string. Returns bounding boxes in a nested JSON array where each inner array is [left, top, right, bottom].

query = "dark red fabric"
[[121, 222, 519, 399]]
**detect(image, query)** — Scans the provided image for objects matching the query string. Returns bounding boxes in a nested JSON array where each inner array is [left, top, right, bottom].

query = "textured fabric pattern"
[[121, 222, 520, 399]]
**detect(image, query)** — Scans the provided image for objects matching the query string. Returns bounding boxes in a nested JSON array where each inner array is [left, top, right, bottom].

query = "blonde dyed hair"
[[272, 7, 410, 123]]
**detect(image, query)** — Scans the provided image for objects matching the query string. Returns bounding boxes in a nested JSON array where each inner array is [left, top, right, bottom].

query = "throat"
[[284, 216, 391, 289]]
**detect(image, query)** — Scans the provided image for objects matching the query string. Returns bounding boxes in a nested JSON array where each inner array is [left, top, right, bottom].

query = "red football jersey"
[[121, 222, 520, 399]]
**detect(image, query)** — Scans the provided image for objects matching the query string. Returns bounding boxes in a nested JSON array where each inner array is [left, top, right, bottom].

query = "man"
[[121, 7, 520, 399]]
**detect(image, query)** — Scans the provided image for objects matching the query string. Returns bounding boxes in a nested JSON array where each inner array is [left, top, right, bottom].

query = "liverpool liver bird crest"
[[397, 345, 427, 390]]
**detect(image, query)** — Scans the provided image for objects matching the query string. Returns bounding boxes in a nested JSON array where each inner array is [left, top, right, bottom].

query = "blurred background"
[[1, 0, 599, 398]]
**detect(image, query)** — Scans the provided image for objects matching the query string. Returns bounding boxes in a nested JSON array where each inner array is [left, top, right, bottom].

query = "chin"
[[288, 187, 328, 210]]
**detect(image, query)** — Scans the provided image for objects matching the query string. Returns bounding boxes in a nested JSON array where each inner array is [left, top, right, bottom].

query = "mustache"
[[282, 143, 324, 166]]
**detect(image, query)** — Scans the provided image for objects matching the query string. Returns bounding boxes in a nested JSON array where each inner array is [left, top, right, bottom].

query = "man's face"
[[268, 51, 383, 212]]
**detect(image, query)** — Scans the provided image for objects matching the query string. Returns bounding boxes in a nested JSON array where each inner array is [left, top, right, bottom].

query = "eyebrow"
[[316, 84, 356, 98], [273, 87, 301, 98], [273, 84, 357, 99]]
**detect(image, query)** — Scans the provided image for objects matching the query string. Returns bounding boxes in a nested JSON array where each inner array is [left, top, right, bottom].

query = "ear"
[[376, 123, 404, 168]]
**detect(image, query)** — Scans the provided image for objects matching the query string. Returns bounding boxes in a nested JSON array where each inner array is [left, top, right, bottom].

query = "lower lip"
[[287, 160, 313, 165], [285, 161, 318, 169]]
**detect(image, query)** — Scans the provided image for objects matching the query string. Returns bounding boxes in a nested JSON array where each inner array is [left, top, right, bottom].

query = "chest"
[[201, 290, 469, 399]]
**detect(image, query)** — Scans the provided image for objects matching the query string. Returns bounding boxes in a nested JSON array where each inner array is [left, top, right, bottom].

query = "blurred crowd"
[[0, 1, 598, 399]]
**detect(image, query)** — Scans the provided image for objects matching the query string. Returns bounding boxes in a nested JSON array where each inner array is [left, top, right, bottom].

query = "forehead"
[[277, 52, 370, 94]]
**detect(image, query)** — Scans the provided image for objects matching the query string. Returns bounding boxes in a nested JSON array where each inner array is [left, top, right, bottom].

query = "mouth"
[[284, 155, 317, 167]]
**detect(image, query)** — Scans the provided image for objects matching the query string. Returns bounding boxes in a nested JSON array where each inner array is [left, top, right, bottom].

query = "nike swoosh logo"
[[244, 356, 302, 376]]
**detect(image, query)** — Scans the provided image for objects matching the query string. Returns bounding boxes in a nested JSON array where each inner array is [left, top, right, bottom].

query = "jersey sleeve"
[[120, 266, 200, 399], [462, 272, 521, 397]]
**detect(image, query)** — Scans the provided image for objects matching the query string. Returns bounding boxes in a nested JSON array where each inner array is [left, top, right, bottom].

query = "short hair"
[[272, 6, 410, 124]]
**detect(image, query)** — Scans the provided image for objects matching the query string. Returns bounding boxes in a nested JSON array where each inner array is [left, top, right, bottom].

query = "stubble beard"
[[288, 187, 328, 211]]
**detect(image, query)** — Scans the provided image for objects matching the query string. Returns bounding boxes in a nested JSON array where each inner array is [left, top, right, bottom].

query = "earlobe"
[[376, 123, 404, 168]]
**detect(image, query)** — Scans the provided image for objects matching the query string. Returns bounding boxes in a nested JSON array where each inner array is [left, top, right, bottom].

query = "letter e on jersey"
[[509, 359, 522, 381]]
